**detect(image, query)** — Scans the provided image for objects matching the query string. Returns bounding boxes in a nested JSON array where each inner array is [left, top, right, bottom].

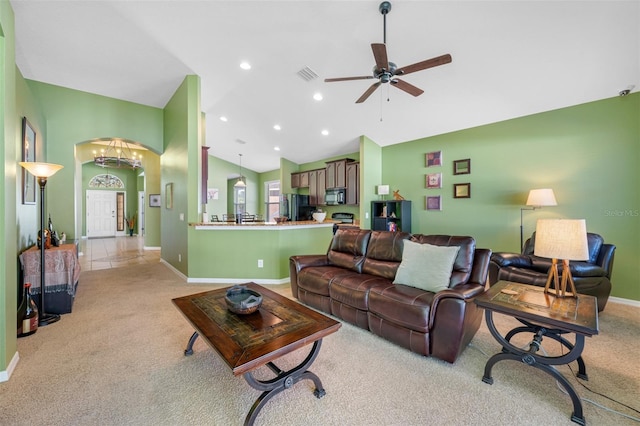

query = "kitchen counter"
[[191, 220, 337, 230]]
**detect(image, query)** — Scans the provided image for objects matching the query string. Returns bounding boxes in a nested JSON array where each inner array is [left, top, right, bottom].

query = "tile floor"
[[78, 236, 161, 271]]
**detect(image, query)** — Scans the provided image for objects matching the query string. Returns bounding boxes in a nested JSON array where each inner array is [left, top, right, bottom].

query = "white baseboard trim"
[[186, 277, 290, 285], [160, 259, 187, 281], [144, 246, 161, 251], [0, 351, 20, 383], [609, 296, 640, 308]]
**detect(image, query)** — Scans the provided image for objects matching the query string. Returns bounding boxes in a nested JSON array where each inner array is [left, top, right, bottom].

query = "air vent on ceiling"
[[297, 66, 319, 82]]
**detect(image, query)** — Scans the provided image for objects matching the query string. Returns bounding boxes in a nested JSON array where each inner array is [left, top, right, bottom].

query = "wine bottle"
[[17, 283, 38, 338]]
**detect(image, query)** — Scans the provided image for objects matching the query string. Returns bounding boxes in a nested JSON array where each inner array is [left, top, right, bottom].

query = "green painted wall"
[[162, 76, 199, 275], [26, 81, 164, 241], [187, 226, 334, 281], [381, 94, 639, 301], [258, 169, 280, 218], [0, 0, 17, 377]]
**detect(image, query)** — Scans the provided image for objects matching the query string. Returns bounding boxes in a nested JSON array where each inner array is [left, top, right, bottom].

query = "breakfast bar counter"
[[187, 221, 336, 284]]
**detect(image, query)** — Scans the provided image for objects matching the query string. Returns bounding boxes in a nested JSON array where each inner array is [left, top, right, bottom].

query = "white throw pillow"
[[393, 240, 460, 292]]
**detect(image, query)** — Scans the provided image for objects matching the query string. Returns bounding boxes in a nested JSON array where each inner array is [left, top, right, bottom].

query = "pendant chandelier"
[[234, 153, 246, 187], [94, 139, 142, 169]]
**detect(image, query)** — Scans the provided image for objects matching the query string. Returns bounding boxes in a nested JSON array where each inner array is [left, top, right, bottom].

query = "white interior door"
[[86, 190, 117, 238]]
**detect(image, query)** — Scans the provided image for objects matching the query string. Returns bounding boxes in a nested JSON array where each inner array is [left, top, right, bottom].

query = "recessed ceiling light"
[[274, 146, 281, 151], [240, 61, 251, 70], [313, 92, 323, 101], [219, 116, 228, 122], [273, 124, 281, 131], [321, 129, 329, 136]]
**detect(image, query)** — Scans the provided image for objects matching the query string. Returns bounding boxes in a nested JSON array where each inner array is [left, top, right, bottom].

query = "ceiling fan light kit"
[[325, 1, 452, 104]]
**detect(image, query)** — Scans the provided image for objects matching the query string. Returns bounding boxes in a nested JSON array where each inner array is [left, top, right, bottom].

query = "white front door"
[[86, 190, 117, 238]]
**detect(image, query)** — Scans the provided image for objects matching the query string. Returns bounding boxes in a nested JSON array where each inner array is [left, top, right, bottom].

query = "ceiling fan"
[[325, 1, 452, 104]]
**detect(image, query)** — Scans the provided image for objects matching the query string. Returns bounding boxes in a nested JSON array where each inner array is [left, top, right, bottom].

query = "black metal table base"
[[481, 310, 588, 425], [184, 332, 326, 426]]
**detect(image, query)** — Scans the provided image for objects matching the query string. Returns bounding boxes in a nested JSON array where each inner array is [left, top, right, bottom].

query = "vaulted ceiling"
[[11, 1, 639, 172]]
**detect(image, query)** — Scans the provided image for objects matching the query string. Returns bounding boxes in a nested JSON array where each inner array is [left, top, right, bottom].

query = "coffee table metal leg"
[[184, 331, 199, 356], [242, 339, 325, 426]]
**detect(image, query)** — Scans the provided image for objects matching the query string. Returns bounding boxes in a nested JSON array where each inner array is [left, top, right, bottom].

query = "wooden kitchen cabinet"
[[346, 162, 359, 205]]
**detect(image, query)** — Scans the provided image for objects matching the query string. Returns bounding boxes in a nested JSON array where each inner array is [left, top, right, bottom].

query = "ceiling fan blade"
[[371, 43, 389, 71], [395, 54, 452, 76], [325, 76, 375, 82], [391, 79, 424, 97], [356, 82, 381, 103]]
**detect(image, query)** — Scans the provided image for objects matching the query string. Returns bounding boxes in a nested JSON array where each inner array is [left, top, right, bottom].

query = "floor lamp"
[[520, 188, 557, 250], [534, 219, 589, 298], [19, 161, 64, 326]]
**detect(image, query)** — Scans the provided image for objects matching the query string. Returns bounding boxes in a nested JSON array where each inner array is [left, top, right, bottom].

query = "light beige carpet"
[[1, 263, 638, 425]]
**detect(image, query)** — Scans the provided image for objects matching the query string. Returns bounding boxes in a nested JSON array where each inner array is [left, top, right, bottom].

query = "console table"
[[474, 280, 598, 425], [19, 243, 81, 314]]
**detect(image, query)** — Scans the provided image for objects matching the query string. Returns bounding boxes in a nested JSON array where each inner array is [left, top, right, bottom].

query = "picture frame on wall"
[[453, 158, 471, 175], [426, 173, 442, 189], [425, 151, 442, 167], [426, 195, 442, 211], [454, 183, 471, 198], [22, 117, 36, 205], [149, 194, 161, 207], [166, 183, 173, 209]]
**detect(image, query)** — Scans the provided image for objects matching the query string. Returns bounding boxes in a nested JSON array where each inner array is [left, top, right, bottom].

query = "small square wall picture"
[[425, 151, 442, 167], [426, 195, 442, 211], [426, 173, 442, 189]]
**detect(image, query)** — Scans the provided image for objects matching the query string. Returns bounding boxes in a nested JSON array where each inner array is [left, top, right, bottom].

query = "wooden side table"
[[474, 281, 598, 425]]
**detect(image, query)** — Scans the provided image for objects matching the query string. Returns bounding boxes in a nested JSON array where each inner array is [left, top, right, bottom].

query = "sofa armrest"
[[289, 255, 330, 299], [468, 248, 492, 286], [490, 252, 533, 269], [429, 283, 486, 326]]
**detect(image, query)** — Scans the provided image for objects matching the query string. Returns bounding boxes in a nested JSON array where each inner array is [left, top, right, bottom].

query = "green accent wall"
[[0, 0, 17, 378], [380, 94, 639, 301], [162, 75, 200, 275]]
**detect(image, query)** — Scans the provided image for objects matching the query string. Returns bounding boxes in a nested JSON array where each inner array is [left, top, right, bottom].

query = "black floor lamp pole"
[[37, 175, 60, 326]]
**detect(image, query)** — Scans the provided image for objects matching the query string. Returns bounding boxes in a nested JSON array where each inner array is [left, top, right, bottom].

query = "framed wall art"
[[426, 173, 442, 189], [166, 183, 173, 209], [425, 151, 442, 167], [426, 195, 442, 211], [22, 117, 36, 205], [149, 194, 161, 207], [453, 158, 471, 175], [454, 183, 471, 199]]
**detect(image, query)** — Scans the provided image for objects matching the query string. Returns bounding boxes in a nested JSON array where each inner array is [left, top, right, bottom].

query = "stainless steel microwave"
[[325, 188, 346, 205]]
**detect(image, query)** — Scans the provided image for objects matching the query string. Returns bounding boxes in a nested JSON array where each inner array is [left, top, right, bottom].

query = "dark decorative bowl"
[[273, 216, 288, 224], [225, 285, 263, 315]]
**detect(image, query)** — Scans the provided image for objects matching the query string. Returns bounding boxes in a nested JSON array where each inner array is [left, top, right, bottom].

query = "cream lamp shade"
[[377, 185, 390, 195], [19, 162, 64, 178], [526, 188, 557, 207], [534, 219, 588, 298], [534, 219, 589, 261]]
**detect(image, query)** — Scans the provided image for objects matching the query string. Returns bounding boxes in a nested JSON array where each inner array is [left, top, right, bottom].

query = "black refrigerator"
[[280, 194, 314, 221]]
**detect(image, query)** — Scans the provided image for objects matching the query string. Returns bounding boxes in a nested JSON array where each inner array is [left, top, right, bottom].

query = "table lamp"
[[534, 219, 589, 298], [520, 188, 557, 250], [19, 161, 64, 325], [377, 185, 389, 200]]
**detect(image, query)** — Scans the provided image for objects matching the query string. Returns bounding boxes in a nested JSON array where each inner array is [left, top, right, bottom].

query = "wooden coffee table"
[[172, 282, 341, 426], [475, 281, 598, 425]]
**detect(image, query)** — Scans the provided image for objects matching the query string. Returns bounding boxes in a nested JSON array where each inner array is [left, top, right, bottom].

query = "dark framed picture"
[[22, 117, 36, 205], [426, 195, 442, 211], [149, 194, 161, 207], [166, 183, 174, 209], [425, 151, 442, 167], [453, 158, 471, 175], [426, 173, 442, 189], [454, 183, 471, 199]]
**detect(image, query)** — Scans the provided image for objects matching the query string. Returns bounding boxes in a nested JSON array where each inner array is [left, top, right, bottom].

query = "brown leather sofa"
[[489, 232, 615, 311], [289, 229, 491, 363]]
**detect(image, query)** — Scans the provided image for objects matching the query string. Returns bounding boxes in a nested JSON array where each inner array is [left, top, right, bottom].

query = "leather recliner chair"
[[489, 232, 615, 311]]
